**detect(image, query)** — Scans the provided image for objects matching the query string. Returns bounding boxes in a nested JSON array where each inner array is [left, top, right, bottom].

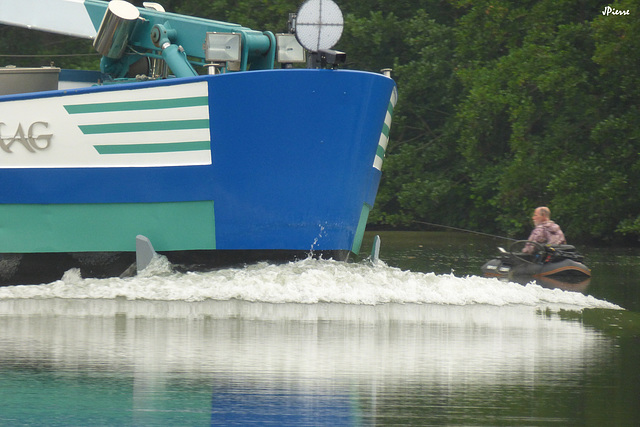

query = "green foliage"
[[340, 11, 403, 72], [366, 10, 474, 230], [429, 0, 639, 242], [1, 0, 638, 243], [167, 0, 297, 32], [0, 26, 99, 70]]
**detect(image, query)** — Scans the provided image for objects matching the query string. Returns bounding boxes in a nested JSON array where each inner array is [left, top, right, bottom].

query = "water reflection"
[[0, 299, 616, 425], [1, 236, 635, 425]]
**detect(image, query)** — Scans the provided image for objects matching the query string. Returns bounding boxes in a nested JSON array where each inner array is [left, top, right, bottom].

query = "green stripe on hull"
[[79, 119, 209, 134], [381, 123, 390, 138], [95, 141, 211, 154], [0, 201, 215, 253], [64, 96, 209, 114]]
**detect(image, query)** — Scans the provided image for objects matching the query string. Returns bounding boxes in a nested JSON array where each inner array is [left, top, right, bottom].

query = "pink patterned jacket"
[[523, 220, 566, 253]]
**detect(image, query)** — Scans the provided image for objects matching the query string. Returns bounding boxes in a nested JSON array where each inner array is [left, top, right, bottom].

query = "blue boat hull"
[[0, 69, 396, 284]]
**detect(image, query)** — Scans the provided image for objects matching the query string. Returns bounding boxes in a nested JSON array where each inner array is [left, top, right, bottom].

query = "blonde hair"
[[536, 206, 550, 219]]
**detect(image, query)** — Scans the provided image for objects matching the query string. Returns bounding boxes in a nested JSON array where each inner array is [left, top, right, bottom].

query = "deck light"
[[204, 32, 242, 73], [276, 34, 305, 64]]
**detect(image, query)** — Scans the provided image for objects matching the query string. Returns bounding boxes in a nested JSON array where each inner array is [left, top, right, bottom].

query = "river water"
[[0, 231, 638, 426]]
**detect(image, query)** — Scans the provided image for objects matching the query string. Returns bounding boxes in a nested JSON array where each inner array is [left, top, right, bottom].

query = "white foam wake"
[[0, 257, 621, 310]]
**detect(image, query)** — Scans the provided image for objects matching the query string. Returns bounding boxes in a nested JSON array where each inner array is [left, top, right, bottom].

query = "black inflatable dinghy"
[[482, 240, 591, 281]]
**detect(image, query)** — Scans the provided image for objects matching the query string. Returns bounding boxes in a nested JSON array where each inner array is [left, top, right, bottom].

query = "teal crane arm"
[[82, 0, 275, 77]]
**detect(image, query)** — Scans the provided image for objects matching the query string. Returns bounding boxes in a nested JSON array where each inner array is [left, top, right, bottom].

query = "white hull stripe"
[[77, 118, 210, 154], [0, 81, 212, 168], [63, 89, 212, 160]]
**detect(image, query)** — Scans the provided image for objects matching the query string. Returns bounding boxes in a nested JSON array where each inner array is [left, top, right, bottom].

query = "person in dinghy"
[[481, 206, 590, 281], [522, 206, 566, 254]]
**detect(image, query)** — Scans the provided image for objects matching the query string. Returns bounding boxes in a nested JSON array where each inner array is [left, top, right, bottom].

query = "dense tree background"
[[1, 0, 638, 243]]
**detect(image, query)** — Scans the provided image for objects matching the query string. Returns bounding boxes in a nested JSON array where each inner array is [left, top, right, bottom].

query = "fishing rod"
[[413, 220, 517, 242]]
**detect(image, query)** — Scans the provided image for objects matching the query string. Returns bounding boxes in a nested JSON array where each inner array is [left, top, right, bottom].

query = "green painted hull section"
[[351, 203, 371, 255], [0, 201, 215, 253]]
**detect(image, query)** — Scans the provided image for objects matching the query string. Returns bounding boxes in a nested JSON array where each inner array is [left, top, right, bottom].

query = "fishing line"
[[412, 220, 516, 242]]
